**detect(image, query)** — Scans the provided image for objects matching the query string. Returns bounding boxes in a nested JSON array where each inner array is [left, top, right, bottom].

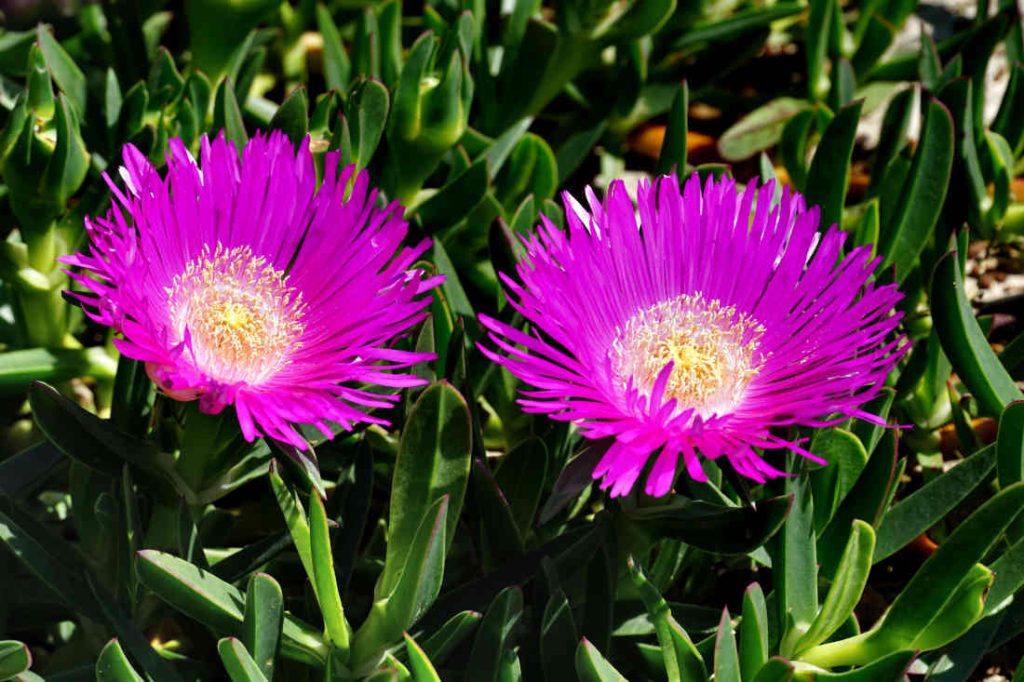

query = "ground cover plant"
[[1, 0, 1024, 680]]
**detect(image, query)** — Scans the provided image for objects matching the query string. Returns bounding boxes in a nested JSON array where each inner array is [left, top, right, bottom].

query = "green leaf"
[[912, 562, 992, 650], [466, 587, 523, 682], [931, 249, 1022, 416], [714, 609, 741, 682], [629, 558, 708, 682], [137, 549, 245, 632], [310, 491, 350, 651], [595, 0, 674, 42], [796, 650, 914, 680], [794, 521, 875, 654], [0, 441, 63, 499], [416, 610, 481, 666], [540, 581, 578, 682], [36, 25, 86, 115], [818, 431, 902, 577], [739, 584, 768, 682], [352, 7, 379, 80], [776, 473, 818, 648], [808, 429, 869, 532], [135, 550, 327, 667], [214, 78, 248, 150], [985, 534, 1024, 616], [873, 444, 996, 562], [625, 495, 791, 555], [353, 497, 449, 666], [218, 638, 270, 682], [879, 98, 954, 282], [0, 640, 31, 680], [575, 638, 627, 682], [483, 117, 534, 179], [779, 108, 818, 190], [472, 458, 526, 571], [0, 498, 101, 621], [997, 400, 1024, 487], [805, 99, 862, 231], [415, 158, 490, 229], [242, 573, 283, 681], [753, 658, 795, 682], [268, 464, 315, 589], [403, 633, 441, 682], [377, 1, 402, 86], [95, 639, 142, 682], [29, 383, 173, 489], [346, 78, 390, 170], [672, 3, 803, 51], [316, 4, 350, 91], [555, 118, 607, 184], [850, 388, 895, 457], [919, 31, 942, 90], [717, 97, 808, 162], [869, 87, 914, 195], [379, 383, 471, 597], [656, 81, 688, 176], [992, 63, 1024, 154], [268, 87, 308, 147], [806, 0, 834, 100], [497, 133, 558, 206], [803, 484, 1024, 666]]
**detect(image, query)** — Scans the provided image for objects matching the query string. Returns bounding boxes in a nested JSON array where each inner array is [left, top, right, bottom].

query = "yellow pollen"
[[167, 244, 305, 385], [611, 293, 764, 416]]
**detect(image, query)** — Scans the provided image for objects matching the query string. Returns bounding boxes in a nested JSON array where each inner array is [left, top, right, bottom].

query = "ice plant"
[[64, 132, 437, 448], [479, 173, 905, 497]]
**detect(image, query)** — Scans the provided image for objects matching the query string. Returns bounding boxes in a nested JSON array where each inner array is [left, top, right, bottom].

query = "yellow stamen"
[[611, 293, 763, 416], [167, 244, 305, 384]]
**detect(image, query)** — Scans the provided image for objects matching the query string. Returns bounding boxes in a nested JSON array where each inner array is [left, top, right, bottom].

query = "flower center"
[[610, 293, 764, 417], [167, 244, 305, 385]]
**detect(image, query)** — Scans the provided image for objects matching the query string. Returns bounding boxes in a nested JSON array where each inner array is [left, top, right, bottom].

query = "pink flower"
[[65, 132, 438, 448], [479, 173, 906, 497]]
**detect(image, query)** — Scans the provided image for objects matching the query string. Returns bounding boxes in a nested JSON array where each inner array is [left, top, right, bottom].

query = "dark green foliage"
[[1, 2, 1023, 681]]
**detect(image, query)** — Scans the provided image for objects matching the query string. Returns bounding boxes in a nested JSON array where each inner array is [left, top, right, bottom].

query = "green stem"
[[797, 632, 877, 669]]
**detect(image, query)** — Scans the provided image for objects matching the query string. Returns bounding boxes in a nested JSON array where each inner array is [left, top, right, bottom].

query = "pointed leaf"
[[380, 383, 470, 597], [0, 641, 31, 680], [656, 81, 688, 175], [466, 587, 523, 682], [95, 639, 143, 682], [36, 25, 86, 114], [805, 100, 863, 231], [403, 633, 441, 682], [310, 491, 350, 650], [874, 444, 996, 562], [714, 608, 741, 682], [316, 4, 350, 91], [347, 78, 390, 171], [269, 87, 309, 147], [214, 78, 248, 150], [997, 400, 1024, 487], [416, 610, 481, 666], [625, 495, 791, 555], [879, 98, 954, 282], [136, 550, 327, 667], [242, 573, 283, 681], [739, 584, 768, 682], [931, 249, 1021, 416], [794, 521, 875, 654], [575, 638, 627, 682], [218, 638, 270, 682]]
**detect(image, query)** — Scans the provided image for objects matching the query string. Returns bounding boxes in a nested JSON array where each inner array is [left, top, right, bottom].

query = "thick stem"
[[797, 632, 877, 669]]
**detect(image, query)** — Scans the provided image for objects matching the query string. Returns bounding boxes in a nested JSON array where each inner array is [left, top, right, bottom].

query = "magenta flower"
[[479, 174, 905, 497], [64, 132, 438, 448]]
